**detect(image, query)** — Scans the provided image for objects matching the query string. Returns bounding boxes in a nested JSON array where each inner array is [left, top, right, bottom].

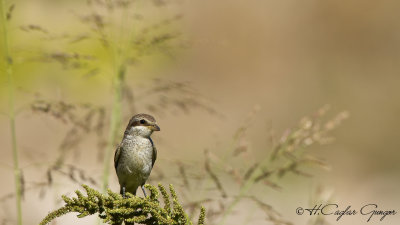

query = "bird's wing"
[[114, 144, 122, 170], [149, 137, 157, 167], [152, 145, 157, 168]]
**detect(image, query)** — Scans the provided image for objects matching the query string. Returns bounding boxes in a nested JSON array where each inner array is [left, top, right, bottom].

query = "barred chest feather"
[[116, 135, 154, 191]]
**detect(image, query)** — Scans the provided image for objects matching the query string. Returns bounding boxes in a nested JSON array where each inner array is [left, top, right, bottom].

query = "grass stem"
[[217, 151, 271, 225], [0, 1, 22, 225], [101, 64, 124, 192], [101, 3, 132, 194]]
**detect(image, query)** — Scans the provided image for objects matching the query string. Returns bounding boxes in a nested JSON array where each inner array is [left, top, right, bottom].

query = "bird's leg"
[[121, 186, 126, 198], [141, 185, 147, 198]]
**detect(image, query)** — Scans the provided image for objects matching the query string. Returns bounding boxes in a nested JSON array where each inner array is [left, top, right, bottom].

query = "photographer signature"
[[296, 204, 397, 222]]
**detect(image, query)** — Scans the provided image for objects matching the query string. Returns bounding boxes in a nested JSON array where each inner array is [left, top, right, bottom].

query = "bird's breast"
[[119, 137, 153, 176]]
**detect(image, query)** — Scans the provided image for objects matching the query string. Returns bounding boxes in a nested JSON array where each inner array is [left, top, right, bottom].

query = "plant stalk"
[[218, 153, 271, 225], [0, 1, 22, 225], [101, 64, 125, 192]]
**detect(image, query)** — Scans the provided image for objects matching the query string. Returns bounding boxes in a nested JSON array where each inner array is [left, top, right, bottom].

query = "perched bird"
[[114, 114, 160, 197]]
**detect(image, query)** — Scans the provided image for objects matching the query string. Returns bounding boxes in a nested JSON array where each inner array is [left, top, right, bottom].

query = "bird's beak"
[[150, 124, 160, 131]]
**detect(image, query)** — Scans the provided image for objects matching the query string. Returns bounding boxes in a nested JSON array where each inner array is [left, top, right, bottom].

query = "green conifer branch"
[[40, 184, 205, 225], [197, 207, 206, 225]]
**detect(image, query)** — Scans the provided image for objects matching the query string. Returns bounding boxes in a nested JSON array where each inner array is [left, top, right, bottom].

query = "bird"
[[114, 113, 160, 198]]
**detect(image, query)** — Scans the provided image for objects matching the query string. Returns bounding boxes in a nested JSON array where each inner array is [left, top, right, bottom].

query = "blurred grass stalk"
[[0, 1, 22, 225], [101, 7, 128, 193], [101, 63, 124, 192], [217, 156, 269, 225]]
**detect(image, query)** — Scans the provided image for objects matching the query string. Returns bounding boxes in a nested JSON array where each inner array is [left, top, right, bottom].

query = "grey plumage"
[[114, 114, 160, 197]]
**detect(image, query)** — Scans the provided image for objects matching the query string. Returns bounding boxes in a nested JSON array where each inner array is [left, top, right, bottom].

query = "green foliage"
[[39, 184, 205, 225]]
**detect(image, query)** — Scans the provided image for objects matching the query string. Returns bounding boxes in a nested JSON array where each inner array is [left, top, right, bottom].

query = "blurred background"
[[0, 0, 399, 224]]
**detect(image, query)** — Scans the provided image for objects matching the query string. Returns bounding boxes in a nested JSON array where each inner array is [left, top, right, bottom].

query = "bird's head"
[[124, 113, 160, 138]]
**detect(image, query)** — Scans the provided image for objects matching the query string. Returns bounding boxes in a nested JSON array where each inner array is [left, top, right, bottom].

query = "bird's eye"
[[139, 119, 146, 124]]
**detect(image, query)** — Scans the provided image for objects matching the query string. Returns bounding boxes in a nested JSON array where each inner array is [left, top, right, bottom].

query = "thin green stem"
[[100, 1, 120, 193], [0, 1, 22, 225], [98, 8, 126, 225], [101, 2, 132, 194], [101, 63, 124, 192]]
